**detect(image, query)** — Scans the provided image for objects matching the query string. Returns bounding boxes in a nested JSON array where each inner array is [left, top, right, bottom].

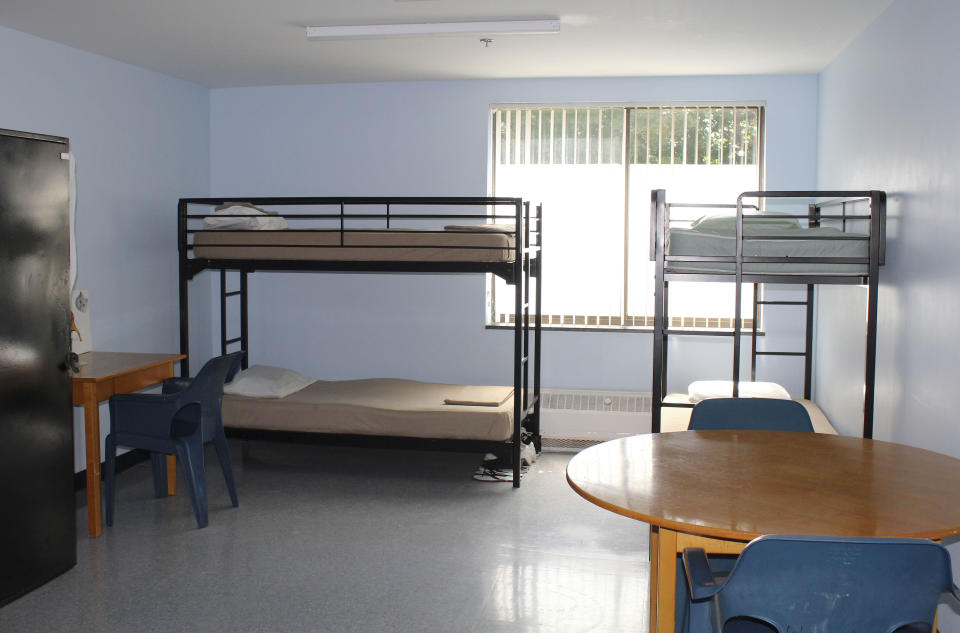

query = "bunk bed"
[[178, 196, 542, 487], [650, 189, 885, 437]]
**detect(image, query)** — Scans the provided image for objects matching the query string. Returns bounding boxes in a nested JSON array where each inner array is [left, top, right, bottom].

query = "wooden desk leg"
[[161, 361, 177, 496], [655, 527, 678, 633], [649, 526, 660, 633], [166, 454, 177, 495], [82, 383, 103, 538]]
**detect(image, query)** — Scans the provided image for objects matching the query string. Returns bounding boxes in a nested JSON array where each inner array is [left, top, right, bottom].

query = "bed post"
[[804, 203, 820, 400], [240, 269, 249, 370], [530, 203, 542, 448], [522, 201, 531, 426], [862, 191, 884, 439], [178, 198, 190, 377], [732, 194, 745, 397], [750, 285, 760, 382], [651, 189, 667, 433], [803, 285, 815, 399], [512, 200, 524, 487], [219, 269, 228, 356]]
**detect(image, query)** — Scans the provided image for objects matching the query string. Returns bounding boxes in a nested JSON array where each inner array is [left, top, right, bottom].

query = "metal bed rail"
[[179, 196, 536, 282]]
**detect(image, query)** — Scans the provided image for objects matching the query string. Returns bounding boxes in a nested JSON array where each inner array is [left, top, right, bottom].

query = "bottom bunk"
[[219, 366, 538, 482], [223, 377, 515, 441], [658, 381, 838, 434]]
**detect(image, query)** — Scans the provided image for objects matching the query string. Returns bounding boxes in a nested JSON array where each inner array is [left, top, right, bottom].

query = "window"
[[489, 104, 764, 329]]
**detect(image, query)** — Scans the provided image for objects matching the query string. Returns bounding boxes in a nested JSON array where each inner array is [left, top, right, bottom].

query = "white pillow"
[[689, 212, 800, 234], [688, 380, 791, 404], [203, 203, 288, 231], [223, 365, 315, 399]]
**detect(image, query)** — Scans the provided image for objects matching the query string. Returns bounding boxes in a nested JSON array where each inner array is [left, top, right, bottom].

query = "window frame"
[[487, 101, 766, 332]]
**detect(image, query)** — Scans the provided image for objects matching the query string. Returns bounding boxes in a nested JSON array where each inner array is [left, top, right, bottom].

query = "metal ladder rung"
[[756, 300, 808, 306], [755, 351, 806, 356], [224, 337, 242, 345], [664, 329, 737, 337]]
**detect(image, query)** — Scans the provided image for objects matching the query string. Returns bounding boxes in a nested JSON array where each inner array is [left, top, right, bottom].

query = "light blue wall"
[[0, 25, 212, 471], [817, 0, 960, 447], [0, 26, 823, 467], [210, 75, 819, 393], [816, 2, 960, 624]]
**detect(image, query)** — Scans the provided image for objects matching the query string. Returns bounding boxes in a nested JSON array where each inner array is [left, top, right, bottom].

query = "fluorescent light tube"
[[305, 19, 561, 40]]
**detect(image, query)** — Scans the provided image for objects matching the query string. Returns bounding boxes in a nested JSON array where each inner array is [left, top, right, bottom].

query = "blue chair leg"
[[150, 452, 168, 498], [104, 433, 116, 526], [213, 426, 239, 507], [678, 554, 738, 633], [174, 438, 209, 529]]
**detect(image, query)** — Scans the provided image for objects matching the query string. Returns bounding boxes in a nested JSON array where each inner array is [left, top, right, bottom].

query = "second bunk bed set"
[[178, 196, 542, 487], [649, 188, 885, 438]]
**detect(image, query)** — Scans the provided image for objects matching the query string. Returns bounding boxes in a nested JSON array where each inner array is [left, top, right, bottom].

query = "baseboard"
[[73, 449, 150, 491]]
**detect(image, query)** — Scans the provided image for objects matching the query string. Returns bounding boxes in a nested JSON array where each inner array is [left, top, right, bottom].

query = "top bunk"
[[650, 189, 886, 285], [179, 196, 540, 284]]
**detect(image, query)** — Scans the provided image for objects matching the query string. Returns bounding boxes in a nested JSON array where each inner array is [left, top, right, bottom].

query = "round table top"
[[566, 431, 960, 541]]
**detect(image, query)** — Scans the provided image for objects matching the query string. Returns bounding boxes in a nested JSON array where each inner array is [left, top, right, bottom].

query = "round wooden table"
[[566, 430, 960, 633]]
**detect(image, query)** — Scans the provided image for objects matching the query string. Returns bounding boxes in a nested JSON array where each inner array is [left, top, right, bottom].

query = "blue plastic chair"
[[104, 351, 244, 529], [688, 397, 814, 432], [683, 535, 960, 633], [678, 396, 816, 632]]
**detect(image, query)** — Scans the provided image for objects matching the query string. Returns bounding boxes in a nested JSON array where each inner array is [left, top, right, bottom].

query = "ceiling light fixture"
[[305, 19, 560, 40]]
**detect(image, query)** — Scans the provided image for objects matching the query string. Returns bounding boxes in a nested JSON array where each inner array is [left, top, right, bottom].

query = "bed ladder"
[[219, 269, 249, 370], [750, 284, 814, 399], [509, 202, 543, 487], [747, 201, 824, 399]]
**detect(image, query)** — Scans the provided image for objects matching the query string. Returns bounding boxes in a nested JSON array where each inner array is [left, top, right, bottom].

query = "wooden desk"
[[566, 431, 960, 633], [72, 351, 186, 537]]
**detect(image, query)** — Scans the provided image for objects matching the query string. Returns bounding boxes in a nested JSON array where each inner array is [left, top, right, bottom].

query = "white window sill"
[[485, 323, 766, 335]]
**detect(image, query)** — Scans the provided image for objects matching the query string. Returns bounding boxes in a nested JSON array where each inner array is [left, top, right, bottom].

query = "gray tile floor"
[[0, 442, 650, 633]]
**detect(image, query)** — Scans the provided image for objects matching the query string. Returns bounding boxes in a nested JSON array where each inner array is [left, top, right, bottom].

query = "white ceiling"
[[0, 0, 893, 88]]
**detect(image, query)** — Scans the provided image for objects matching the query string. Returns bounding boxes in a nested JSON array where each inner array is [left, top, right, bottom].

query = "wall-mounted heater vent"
[[540, 389, 651, 452]]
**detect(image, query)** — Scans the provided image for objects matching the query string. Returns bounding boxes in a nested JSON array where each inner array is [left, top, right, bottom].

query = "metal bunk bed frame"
[[650, 189, 886, 438], [177, 196, 542, 487]]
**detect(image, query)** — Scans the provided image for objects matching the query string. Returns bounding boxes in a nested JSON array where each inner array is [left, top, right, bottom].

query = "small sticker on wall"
[[71, 289, 92, 355]]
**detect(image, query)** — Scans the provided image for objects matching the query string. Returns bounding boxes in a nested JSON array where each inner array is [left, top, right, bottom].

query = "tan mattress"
[[660, 392, 837, 434], [193, 229, 515, 263], [222, 378, 515, 442]]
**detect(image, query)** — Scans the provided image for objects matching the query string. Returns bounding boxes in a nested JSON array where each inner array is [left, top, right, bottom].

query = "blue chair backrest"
[[714, 535, 954, 633], [688, 398, 814, 432], [178, 351, 244, 441]]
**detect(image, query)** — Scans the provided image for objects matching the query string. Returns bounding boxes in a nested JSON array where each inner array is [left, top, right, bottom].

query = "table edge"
[[565, 433, 960, 542], [71, 352, 186, 383]]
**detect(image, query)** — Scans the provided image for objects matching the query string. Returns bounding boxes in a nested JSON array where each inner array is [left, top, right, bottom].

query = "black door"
[[0, 129, 75, 606]]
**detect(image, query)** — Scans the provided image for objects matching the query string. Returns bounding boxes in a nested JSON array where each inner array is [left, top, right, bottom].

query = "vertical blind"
[[496, 106, 760, 167]]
